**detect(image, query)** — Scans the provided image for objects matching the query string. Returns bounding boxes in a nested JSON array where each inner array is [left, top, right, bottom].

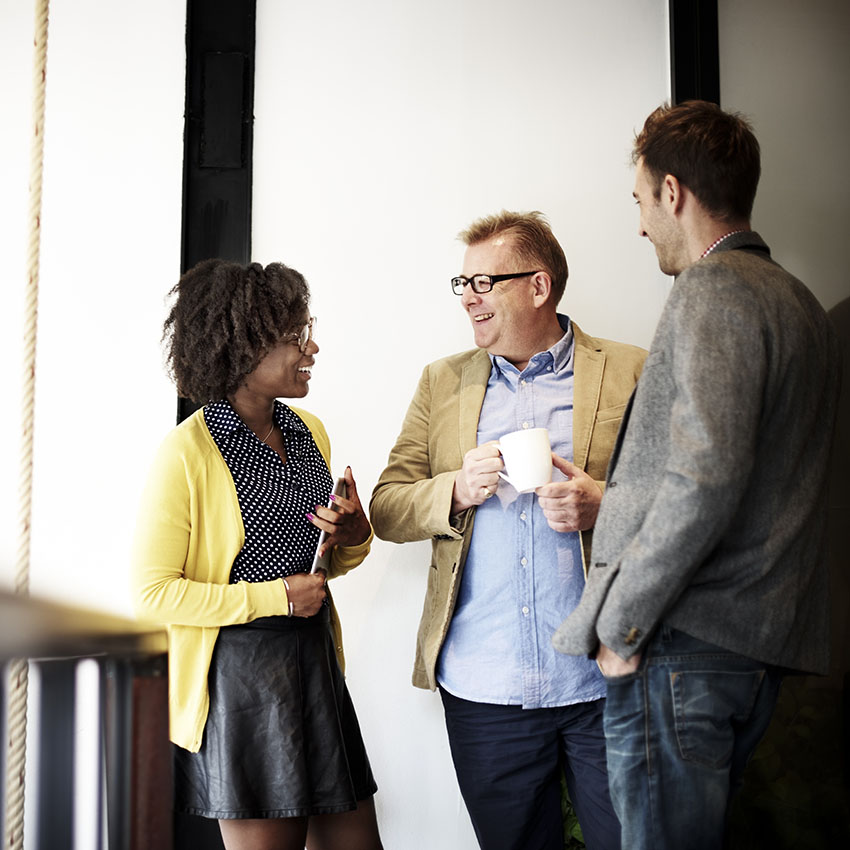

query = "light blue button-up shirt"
[[437, 315, 606, 708]]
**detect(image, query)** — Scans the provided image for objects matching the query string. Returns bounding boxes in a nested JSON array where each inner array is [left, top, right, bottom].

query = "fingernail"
[[306, 512, 314, 521], [329, 494, 337, 502]]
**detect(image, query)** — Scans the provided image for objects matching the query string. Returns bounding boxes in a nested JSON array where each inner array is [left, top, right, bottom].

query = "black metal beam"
[[104, 659, 131, 850], [178, 0, 257, 424], [669, 0, 720, 105], [36, 661, 76, 850]]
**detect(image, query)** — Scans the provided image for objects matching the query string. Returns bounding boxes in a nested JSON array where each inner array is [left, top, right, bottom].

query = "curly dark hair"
[[163, 259, 311, 403]]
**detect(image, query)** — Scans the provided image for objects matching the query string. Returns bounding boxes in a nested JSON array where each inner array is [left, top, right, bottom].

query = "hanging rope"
[[5, 1, 50, 848]]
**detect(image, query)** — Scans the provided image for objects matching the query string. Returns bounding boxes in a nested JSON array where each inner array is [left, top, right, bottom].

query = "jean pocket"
[[671, 668, 765, 769]]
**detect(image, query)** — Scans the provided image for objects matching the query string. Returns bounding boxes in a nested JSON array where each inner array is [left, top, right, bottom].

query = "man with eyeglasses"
[[370, 211, 646, 850]]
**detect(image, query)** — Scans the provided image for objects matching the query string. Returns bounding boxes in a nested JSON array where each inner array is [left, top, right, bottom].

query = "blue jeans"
[[440, 688, 621, 850], [602, 626, 782, 850]]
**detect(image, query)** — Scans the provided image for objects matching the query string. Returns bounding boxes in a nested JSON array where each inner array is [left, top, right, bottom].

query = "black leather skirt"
[[173, 608, 377, 819]]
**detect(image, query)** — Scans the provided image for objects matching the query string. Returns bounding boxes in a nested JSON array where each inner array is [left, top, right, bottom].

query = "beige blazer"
[[370, 322, 646, 689]]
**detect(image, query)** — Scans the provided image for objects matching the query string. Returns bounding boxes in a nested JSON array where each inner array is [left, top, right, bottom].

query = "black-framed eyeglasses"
[[283, 316, 317, 353], [450, 271, 537, 295]]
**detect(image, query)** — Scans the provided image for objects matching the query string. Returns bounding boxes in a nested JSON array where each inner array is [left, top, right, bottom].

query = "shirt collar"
[[700, 229, 749, 259], [205, 398, 309, 439], [490, 313, 574, 378]]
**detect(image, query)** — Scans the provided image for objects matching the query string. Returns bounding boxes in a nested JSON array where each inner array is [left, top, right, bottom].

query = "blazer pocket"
[[585, 406, 627, 480], [595, 402, 628, 424]]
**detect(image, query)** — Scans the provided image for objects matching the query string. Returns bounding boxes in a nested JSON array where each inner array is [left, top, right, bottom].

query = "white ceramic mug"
[[497, 427, 552, 493]]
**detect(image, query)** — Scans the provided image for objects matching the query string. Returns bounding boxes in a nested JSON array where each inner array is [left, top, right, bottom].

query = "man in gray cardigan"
[[553, 101, 840, 849]]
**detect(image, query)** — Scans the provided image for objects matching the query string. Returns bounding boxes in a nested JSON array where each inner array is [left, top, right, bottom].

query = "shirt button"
[[522, 422, 529, 429], [609, 481, 618, 488], [520, 512, 527, 521], [520, 557, 528, 566], [522, 606, 530, 615]]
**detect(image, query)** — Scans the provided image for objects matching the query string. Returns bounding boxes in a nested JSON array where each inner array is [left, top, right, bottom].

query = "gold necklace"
[[260, 422, 274, 443]]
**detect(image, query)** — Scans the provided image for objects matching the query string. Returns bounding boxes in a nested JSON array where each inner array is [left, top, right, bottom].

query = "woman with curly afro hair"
[[132, 259, 383, 850]]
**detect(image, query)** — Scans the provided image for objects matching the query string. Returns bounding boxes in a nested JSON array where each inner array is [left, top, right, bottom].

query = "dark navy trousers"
[[440, 688, 621, 850]]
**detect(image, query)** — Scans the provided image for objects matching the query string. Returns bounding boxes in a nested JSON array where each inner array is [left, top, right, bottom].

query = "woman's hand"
[[284, 572, 327, 617], [308, 465, 372, 556]]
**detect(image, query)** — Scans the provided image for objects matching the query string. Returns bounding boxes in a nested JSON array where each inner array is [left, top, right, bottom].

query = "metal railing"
[[1, 590, 170, 850]]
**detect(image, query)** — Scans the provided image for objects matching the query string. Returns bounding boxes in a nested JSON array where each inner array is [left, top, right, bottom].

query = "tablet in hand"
[[310, 477, 347, 573]]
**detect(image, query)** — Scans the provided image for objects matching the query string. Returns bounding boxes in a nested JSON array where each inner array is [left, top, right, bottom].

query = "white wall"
[[0, 0, 186, 609], [0, 0, 32, 591], [1, 1, 184, 845], [252, 2, 669, 847], [718, 0, 850, 312]]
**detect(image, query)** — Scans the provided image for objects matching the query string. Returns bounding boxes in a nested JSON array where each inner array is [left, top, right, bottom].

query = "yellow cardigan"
[[131, 406, 372, 752]]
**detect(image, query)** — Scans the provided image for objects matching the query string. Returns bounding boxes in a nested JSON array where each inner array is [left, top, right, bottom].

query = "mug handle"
[[494, 441, 509, 487]]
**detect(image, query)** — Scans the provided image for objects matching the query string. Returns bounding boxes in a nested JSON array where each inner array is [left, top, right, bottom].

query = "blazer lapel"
[[572, 324, 604, 472], [459, 350, 491, 455]]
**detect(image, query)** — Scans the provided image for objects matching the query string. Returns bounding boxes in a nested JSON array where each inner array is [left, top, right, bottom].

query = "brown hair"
[[163, 259, 310, 403], [458, 210, 569, 303], [633, 101, 760, 222]]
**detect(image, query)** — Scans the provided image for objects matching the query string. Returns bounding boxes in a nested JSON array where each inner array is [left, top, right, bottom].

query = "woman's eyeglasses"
[[283, 316, 317, 353]]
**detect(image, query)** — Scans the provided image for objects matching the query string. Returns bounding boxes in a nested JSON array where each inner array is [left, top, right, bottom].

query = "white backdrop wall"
[[718, 0, 850, 313], [2, 0, 846, 848], [2, 1, 185, 847], [0, 0, 186, 606], [252, 2, 669, 846]]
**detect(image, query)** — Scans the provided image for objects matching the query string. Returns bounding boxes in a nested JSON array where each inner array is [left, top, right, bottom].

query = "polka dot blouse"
[[204, 399, 333, 583]]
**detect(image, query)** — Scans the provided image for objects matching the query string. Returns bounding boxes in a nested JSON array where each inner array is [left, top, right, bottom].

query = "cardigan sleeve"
[[131, 426, 290, 627], [328, 530, 374, 579]]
